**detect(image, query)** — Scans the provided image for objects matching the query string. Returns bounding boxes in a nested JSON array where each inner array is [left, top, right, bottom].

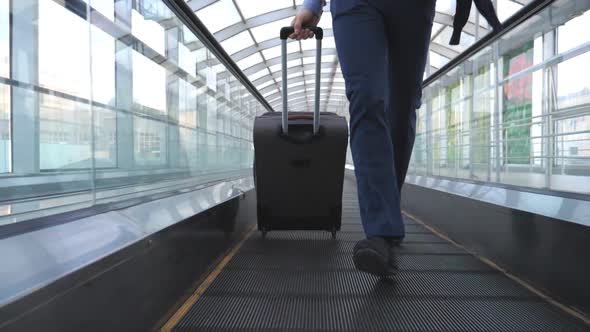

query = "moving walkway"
[[0, 0, 589, 331]]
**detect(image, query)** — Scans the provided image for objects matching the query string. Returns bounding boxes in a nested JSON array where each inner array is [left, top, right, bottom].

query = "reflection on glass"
[[40, 95, 91, 170]]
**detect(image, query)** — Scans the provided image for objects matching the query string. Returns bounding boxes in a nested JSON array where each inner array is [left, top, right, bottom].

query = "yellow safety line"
[[160, 226, 256, 332], [402, 211, 590, 327]]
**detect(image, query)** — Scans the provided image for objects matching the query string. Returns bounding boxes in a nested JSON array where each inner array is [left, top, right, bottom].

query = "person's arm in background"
[[290, 0, 327, 40]]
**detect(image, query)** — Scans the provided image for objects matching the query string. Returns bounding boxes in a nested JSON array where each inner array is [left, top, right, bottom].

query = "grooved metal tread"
[[174, 179, 589, 332]]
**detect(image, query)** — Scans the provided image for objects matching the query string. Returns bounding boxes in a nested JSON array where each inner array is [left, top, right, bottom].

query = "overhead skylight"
[[190, 0, 529, 112]]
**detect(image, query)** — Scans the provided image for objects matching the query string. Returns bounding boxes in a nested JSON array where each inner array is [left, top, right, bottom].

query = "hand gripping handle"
[[280, 26, 324, 40]]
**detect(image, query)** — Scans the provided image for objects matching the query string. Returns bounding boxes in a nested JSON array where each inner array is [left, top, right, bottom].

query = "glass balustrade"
[[0, 0, 266, 224], [409, 0, 590, 195]]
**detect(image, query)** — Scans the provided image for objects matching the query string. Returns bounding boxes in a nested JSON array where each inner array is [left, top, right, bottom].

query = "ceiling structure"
[[188, 0, 529, 113]]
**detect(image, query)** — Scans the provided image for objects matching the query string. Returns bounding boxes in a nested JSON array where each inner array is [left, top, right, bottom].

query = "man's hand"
[[290, 9, 321, 40]]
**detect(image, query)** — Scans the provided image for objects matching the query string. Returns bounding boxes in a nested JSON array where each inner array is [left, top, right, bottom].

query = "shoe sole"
[[353, 248, 394, 277]]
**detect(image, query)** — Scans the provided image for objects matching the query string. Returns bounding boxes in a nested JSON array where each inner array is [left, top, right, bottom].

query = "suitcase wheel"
[[331, 229, 337, 240], [261, 229, 268, 239]]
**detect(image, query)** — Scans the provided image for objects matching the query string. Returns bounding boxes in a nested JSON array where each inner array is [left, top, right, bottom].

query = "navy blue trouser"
[[331, 0, 435, 238]]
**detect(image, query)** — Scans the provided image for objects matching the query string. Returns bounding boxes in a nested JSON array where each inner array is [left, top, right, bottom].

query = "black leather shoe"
[[388, 243, 399, 271], [353, 237, 395, 277], [386, 236, 404, 247]]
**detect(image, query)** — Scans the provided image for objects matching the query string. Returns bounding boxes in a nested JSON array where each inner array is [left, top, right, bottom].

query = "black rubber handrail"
[[423, 0, 556, 87], [162, 0, 274, 112]]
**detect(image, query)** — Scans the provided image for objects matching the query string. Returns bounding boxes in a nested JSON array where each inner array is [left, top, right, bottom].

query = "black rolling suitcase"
[[253, 27, 349, 239]]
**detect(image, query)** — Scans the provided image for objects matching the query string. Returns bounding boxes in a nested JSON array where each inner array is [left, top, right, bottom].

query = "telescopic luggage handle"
[[279, 26, 324, 135], [280, 27, 324, 40]]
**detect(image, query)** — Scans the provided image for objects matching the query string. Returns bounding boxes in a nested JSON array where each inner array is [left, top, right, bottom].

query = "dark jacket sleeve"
[[450, 0, 502, 45]]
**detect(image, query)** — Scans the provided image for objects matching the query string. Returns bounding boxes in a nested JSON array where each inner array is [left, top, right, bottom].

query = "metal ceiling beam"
[[230, 31, 335, 62], [244, 48, 338, 76], [265, 84, 345, 102], [271, 92, 347, 106], [243, 80, 345, 104], [257, 73, 344, 94], [291, 103, 348, 113], [269, 88, 346, 106], [285, 97, 347, 110], [249, 62, 339, 84], [216, 48, 339, 80]]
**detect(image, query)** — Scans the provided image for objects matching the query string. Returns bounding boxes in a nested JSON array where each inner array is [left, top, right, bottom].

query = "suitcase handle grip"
[[281, 27, 323, 136], [280, 27, 324, 40]]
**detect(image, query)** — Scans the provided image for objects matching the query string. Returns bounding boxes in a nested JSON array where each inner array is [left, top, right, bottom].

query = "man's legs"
[[332, 0, 404, 241], [331, 0, 404, 276], [385, 0, 436, 191]]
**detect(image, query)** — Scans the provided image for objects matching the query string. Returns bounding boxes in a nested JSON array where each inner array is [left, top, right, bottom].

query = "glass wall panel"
[[0, 0, 8, 77], [557, 53, 590, 109], [132, 9, 165, 55], [91, 26, 116, 106], [179, 127, 197, 169], [179, 79, 198, 127], [0, 1, 7, 174], [39, 95, 92, 170], [411, 103, 428, 175], [39, 0, 91, 99], [134, 116, 167, 167], [558, 10, 590, 53], [0, 0, 8, 174], [132, 51, 166, 112], [410, 0, 590, 195], [0, 0, 264, 224], [555, 115, 590, 168], [94, 107, 117, 168], [501, 41, 534, 167], [472, 65, 494, 181], [0, 84, 8, 174]]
